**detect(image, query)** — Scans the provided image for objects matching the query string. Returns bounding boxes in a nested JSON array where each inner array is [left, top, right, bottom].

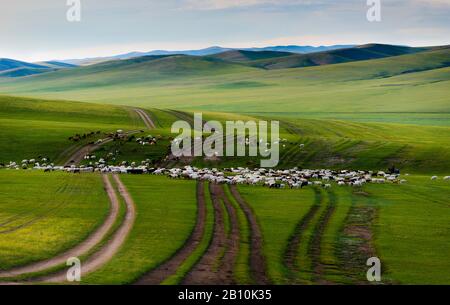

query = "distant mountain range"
[[1, 44, 449, 79], [57, 45, 355, 66]]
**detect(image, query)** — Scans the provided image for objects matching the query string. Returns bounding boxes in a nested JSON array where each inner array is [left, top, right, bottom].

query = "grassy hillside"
[[240, 44, 429, 69], [161, 111, 450, 174], [0, 55, 256, 90], [209, 50, 293, 62], [0, 59, 48, 72], [0, 95, 141, 163], [0, 59, 57, 78], [0, 68, 57, 78]]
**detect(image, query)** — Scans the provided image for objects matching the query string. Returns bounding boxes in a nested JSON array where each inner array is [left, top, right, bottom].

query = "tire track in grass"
[[336, 192, 379, 284], [216, 184, 240, 284], [308, 190, 337, 284], [0, 183, 76, 235], [229, 185, 270, 285], [163, 110, 195, 127], [0, 182, 68, 229], [182, 184, 240, 285], [36, 174, 136, 283], [281, 138, 313, 167], [0, 175, 120, 279], [182, 183, 226, 284], [283, 187, 322, 283], [135, 181, 207, 285], [161, 182, 214, 285]]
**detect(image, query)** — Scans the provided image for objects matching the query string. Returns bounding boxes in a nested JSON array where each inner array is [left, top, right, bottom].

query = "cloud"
[[181, 0, 319, 10], [413, 0, 450, 7]]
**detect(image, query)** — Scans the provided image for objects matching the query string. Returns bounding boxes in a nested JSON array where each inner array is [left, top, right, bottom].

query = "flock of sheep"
[[153, 167, 410, 188], [2, 159, 450, 188]]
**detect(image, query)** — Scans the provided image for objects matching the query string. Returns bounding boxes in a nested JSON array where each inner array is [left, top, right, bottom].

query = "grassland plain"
[[0, 171, 109, 271], [238, 176, 450, 284], [82, 175, 197, 284], [366, 176, 450, 284], [161, 182, 215, 285], [236, 185, 317, 284]]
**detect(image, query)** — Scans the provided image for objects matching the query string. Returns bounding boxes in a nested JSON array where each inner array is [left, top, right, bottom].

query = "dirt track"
[[182, 183, 240, 285], [229, 185, 270, 284], [283, 188, 321, 283], [215, 184, 240, 284], [0, 175, 120, 279], [134, 181, 207, 285], [63, 138, 114, 167], [308, 191, 336, 284], [62, 108, 155, 167], [337, 195, 379, 284], [134, 108, 156, 129], [36, 175, 136, 283]]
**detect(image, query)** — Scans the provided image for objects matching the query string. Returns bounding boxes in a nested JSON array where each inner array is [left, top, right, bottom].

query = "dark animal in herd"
[[69, 131, 102, 142]]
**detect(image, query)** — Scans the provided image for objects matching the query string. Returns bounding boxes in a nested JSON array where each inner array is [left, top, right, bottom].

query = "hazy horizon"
[[0, 41, 446, 64]]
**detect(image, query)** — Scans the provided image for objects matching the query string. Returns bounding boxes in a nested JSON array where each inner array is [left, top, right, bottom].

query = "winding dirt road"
[[134, 108, 156, 129], [62, 130, 142, 167], [0, 175, 120, 279], [37, 174, 136, 283], [62, 108, 155, 166], [63, 137, 114, 167]]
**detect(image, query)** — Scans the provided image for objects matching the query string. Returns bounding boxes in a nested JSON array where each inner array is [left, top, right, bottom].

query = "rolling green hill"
[[0, 59, 76, 78], [0, 59, 54, 78], [0, 67, 56, 78], [36, 61, 77, 69], [0, 95, 141, 163], [0, 59, 48, 72], [208, 50, 293, 62], [247, 44, 432, 69]]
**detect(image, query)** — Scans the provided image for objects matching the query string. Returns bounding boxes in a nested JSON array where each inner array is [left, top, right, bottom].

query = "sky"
[[1, 0, 449, 62]]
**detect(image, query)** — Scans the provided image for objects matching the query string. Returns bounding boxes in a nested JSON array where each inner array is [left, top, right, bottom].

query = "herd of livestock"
[[2, 159, 450, 188]]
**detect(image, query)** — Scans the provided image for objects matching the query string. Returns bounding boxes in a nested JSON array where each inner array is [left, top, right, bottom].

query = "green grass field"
[[83, 175, 197, 284], [238, 176, 450, 284], [367, 176, 450, 284], [0, 171, 109, 270]]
